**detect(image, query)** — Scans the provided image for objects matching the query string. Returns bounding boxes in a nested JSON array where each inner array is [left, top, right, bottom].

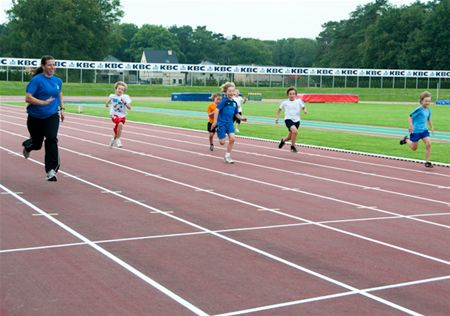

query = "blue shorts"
[[410, 130, 430, 142], [217, 122, 235, 139]]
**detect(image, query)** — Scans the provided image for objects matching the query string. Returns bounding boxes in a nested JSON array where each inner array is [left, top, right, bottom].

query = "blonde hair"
[[221, 81, 235, 93], [114, 81, 127, 91], [420, 91, 431, 103]]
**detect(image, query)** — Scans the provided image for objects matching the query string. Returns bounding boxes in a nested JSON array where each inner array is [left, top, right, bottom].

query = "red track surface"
[[1, 104, 450, 315]]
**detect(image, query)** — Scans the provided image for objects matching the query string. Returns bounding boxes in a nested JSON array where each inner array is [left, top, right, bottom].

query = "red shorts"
[[112, 115, 126, 125]]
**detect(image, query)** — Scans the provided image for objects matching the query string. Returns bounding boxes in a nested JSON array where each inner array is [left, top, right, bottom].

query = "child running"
[[207, 93, 222, 151], [233, 89, 246, 133], [275, 87, 307, 153], [211, 82, 247, 163], [105, 81, 132, 148], [400, 91, 435, 168]]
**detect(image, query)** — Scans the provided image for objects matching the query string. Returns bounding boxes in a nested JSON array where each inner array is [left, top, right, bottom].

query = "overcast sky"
[[0, 0, 427, 40]]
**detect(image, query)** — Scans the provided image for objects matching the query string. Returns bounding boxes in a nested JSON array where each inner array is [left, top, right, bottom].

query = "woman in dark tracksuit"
[[22, 55, 65, 181]]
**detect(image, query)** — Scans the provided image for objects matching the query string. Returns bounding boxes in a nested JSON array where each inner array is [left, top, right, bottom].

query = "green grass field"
[[2, 81, 449, 164], [1, 81, 450, 101], [130, 100, 450, 132]]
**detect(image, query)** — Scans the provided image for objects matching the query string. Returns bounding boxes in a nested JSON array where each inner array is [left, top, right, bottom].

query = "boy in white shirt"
[[105, 81, 132, 148], [275, 87, 307, 153]]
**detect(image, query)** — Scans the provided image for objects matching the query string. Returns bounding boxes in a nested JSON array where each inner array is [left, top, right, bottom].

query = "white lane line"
[[3, 138, 450, 267], [1, 191, 23, 195], [3, 212, 448, 254], [35, 109, 450, 178], [32, 213, 59, 216], [0, 183, 208, 316], [215, 275, 450, 316], [64, 117, 450, 188], [46, 128, 450, 230], [0, 147, 424, 316], [44, 120, 450, 206]]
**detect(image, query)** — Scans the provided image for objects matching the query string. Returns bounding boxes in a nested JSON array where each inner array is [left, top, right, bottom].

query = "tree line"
[[0, 0, 448, 70]]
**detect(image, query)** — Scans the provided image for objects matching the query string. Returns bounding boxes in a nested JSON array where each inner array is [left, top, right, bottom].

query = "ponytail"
[[33, 55, 55, 77]]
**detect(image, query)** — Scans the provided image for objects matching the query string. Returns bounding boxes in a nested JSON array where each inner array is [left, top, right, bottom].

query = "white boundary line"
[[3, 116, 449, 208], [3, 212, 449, 255], [215, 275, 450, 316], [2, 103, 449, 170], [0, 146, 423, 316], [0, 183, 208, 316], [46, 115, 450, 189]]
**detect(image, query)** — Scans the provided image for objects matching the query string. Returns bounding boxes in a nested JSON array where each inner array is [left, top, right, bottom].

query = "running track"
[[1, 104, 450, 315]]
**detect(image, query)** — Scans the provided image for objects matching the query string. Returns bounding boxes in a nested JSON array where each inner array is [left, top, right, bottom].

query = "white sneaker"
[[116, 138, 122, 148], [224, 156, 234, 164], [109, 137, 115, 148], [235, 129, 240, 133], [45, 169, 57, 182]]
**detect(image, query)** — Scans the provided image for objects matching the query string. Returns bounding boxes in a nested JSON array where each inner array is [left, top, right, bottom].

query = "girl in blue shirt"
[[211, 82, 247, 163], [22, 55, 65, 181], [400, 91, 435, 168]]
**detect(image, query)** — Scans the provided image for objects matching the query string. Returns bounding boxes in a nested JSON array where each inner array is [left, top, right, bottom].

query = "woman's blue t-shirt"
[[26, 73, 62, 119]]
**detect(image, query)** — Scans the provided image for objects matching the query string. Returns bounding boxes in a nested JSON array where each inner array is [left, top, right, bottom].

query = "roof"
[[103, 55, 121, 62], [142, 50, 178, 63]]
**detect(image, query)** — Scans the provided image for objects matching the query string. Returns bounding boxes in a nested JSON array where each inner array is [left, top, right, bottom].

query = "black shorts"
[[285, 119, 300, 130], [234, 112, 242, 124], [207, 122, 216, 133]]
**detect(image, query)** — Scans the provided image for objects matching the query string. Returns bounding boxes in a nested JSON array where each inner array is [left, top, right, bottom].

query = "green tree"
[[272, 38, 317, 67], [168, 25, 194, 63], [129, 24, 180, 61], [316, 0, 390, 67], [362, 3, 428, 68], [225, 37, 272, 65], [109, 23, 139, 62], [421, 0, 450, 69], [4, 0, 123, 59]]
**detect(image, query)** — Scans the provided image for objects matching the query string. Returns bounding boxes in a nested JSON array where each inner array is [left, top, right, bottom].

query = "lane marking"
[[216, 275, 450, 316], [2, 212, 449, 254], [0, 183, 208, 316], [32, 213, 59, 216]]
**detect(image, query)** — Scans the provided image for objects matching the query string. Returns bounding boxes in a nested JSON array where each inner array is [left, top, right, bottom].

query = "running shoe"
[[290, 146, 298, 153], [116, 138, 123, 148], [22, 146, 30, 159], [22, 139, 32, 158], [278, 138, 285, 149], [399, 136, 408, 145], [109, 137, 115, 148], [424, 161, 433, 168], [224, 156, 235, 164], [45, 169, 57, 182], [209, 144, 214, 151], [235, 129, 240, 133]]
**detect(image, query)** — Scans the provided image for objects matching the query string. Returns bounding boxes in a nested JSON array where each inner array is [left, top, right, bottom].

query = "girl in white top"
[[233, 89, 246, 133], [275, 87, 307, 153], [105, 81, 132, 148]]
